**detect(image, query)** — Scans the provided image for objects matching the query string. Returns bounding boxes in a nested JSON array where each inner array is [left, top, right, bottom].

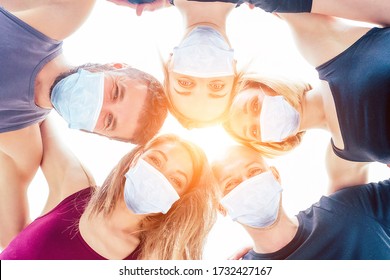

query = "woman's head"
[[87, 133, 219, 259], [163, 26, 242, 129], [223, 74, 311, 157]]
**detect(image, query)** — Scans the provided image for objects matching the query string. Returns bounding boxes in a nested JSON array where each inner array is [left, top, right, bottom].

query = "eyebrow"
[[154, 150, 168, 162], [173, 87, 228, 99], [208, 92, 228, 98], [106, 114, 117, 132], [177, 169, 189, 187], [173, 87, 191, 96]]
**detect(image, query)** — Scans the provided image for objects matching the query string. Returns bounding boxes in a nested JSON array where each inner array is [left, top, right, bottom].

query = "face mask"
[[124, 159, 180, 215], [51, 69, 105, 132], [172, 26, 235, 77], [220, 171, 282, 228], [260, 95, 300, 142]]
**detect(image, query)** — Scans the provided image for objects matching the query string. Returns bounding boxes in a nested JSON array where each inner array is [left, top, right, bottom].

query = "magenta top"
[[0, 188, 140, 260]]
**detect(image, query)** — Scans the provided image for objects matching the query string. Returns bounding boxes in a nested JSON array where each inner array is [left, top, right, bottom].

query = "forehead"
[[148, 141, 192, 162], [215, 147, 266, 177], [231, 88, 261, 107]]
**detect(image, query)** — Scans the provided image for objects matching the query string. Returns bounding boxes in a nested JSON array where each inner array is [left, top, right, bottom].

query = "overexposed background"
[[24, 1, 389, 259]]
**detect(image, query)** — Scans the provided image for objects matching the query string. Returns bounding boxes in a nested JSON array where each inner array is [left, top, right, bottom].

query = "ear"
[[269, 166, 281, 184], [218, 203, 227, 217], [166, 53, 174, 71], [233, 59, 237, 71]]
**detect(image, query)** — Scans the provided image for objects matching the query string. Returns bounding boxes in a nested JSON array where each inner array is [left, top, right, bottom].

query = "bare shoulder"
[[325, 143, 369, 194], [0, 124, 43, 167], [11, 0, 96, 41]]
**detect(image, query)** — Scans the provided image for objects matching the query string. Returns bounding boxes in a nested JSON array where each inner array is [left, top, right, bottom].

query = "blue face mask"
[[51, 69, 105, 132], [172, 26, 235, 78]]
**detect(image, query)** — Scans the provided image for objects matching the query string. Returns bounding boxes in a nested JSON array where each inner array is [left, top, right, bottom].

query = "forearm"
[[242, 0, 390, 26], [312, 0, 390, 26], [244, 0, 312, 13]]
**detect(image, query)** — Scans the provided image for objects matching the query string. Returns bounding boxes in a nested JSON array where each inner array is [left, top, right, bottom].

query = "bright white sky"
[[26, 1, 389, 259]]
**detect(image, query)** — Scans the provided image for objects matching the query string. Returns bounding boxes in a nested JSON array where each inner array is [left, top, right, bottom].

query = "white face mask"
[[220, 171, 282, 228], [172, 26, 235, 78], [51, 69, 104, 132], [123, 159, 180, 215], [260, 95, 300, 142]]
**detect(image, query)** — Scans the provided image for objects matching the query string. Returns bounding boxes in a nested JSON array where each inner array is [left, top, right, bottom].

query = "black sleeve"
[[175, 0, 312, 12], [331, 179, 390, 227], [245, 0, 312, 13]]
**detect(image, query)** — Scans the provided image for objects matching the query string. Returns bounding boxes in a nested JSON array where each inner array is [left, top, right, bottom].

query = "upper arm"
[[312, 0, 390, 26], [279, 13, 372, 67], [325, 142, 369, 194], [11, 0, 96, 41], [39, 116, 95, 203]]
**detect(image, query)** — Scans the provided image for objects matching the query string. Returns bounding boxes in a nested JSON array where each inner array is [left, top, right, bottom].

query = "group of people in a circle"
[[0, 0, 389, 260]]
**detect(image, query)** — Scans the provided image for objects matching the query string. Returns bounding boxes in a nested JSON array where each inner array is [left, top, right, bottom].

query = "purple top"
[[0, 7, 62, 133], [0, 188, 140, 260]]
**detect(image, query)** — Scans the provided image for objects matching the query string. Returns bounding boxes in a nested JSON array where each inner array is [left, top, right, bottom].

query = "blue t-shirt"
[[316, 27, 390, 163], [243, 179, 390, 260], [0, 7, 62, 133]]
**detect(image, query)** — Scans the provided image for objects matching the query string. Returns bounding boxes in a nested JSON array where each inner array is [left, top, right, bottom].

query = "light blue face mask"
[[172, 26, 235, 78], [51, 69, 105, 132]]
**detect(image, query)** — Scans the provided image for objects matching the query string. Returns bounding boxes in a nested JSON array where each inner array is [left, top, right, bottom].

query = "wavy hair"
[[223, 73, 312, 157], [85, 134, 219, 259]]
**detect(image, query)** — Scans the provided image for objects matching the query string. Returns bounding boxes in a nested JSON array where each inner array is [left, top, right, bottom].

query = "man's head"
[[212, 144, 283, 229], [212, 144, 280, 196], [50, 63, 168, 144]]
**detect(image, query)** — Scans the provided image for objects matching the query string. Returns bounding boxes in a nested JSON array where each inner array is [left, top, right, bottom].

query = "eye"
[[250, 125, 259, 139], [178, 79, 194, 88], [224, 179, 240, 195], [251, 97, 259, 115], [147, 155, 161, 168], [170, 176, 183, 190], [209, 81, 225, 91], [248, 167, 263, 178]]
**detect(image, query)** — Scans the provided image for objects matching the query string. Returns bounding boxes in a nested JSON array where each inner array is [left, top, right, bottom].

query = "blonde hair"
[[224, 73, 312, 157], [86, 134, 219, 259], [162, 60, 244, 129]]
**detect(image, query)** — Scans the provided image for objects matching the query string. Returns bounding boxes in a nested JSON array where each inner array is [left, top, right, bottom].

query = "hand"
[[107, 0, 171, 16], [228, 246, 252, 260]]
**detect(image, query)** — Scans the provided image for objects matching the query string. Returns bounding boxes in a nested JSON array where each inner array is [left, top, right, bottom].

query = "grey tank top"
[[0, 7, 62, 133]]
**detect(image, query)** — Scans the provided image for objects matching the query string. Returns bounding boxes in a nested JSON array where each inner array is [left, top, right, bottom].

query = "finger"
[[136, 5, 145, 16]]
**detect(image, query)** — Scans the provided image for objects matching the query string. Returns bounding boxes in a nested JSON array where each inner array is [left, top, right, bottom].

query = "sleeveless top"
[[0, 188, 140, 260], [0, 7, 62, 133], [316, 27, 390, 163]]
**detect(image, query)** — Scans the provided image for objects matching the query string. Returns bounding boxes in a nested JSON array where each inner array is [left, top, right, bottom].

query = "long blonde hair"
[[224, 73, 312, 157], [86, 134, 219, 259]]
